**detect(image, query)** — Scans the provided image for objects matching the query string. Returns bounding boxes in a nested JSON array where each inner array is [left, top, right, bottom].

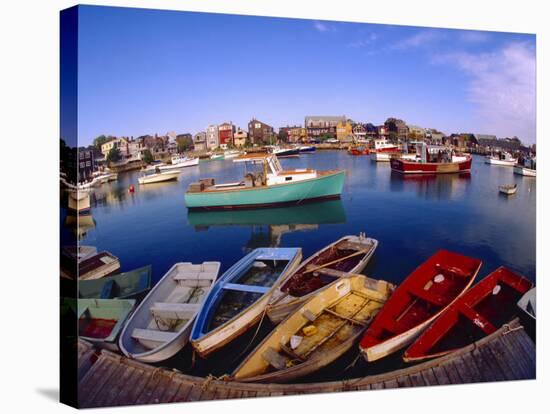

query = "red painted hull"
[[390, 156, 472, 174], [359, 250, 482, 359], [348, 149, 369, 156], [404, 267, 533, 362]]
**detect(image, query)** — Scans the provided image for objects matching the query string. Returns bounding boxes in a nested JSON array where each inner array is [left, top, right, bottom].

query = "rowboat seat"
[[131, 328, 178, 344], [174, 272, 217, 288], [434, 264, 471, 278], [222, 283, 270, 295], [150, 302, 200, 320], [457, 304, 497, 335], [409, 287, 447, 307], [262, 347, 289, 370]]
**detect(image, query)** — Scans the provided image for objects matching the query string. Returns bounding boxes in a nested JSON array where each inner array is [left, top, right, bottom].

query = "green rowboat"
[[78, 265, 152, 300]]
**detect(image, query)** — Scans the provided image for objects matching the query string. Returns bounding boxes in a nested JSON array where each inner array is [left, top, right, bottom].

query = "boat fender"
[[253, 261, 267, 268], [290, 335, 303, 350], [492, 285, 502, 295], [434, 274, 445, 284], [302, 325, 317, 336]]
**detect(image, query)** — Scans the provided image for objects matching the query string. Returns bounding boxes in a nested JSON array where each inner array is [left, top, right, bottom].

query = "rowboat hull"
[[78, 265, 152, 300], [390, 156, 472, 174], [191, 248, 302, 358], [78, 252, 121, 281], [404, 267, 533, 362], [70, 298, 136, 351], [499, 185, 517, 195], [185, 170, 345, 210], [233, 275, 394, 383], [359, 250, 482, 362], [267, 235, 378, 324], [118, 262, 221, 362]]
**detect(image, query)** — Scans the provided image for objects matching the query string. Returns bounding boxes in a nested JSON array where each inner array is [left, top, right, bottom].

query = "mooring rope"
[[232, 307, 269, 363]]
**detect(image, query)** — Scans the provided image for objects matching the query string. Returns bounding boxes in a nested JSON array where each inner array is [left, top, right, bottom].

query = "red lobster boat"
[[390, 143, 472, 174], [359, 250, 482, 362], [403, 266, 533, 362]]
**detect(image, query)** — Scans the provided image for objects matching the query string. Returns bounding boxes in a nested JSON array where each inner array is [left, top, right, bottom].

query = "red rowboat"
[[403, 267, 533, 362], [359, 250, 482, 362]]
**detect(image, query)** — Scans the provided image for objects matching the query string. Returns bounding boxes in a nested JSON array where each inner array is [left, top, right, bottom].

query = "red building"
[[218, 122, 236, 148]]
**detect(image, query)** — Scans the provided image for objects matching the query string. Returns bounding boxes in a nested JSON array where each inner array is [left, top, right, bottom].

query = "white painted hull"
[[485, 157, 517, 166], [138, 171, 180, 184], [223, 152, 242, 159], [514, 166, 536, 177], [267, 235, 378, 324], [372, 152, 416, 162]]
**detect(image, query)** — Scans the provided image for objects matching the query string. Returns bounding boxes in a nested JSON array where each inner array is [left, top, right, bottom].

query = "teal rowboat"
[[185, 154, 345, 210], [78, 265, 152, 301]]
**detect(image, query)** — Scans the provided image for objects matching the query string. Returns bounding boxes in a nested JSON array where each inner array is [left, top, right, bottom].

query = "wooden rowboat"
[[233, 275, 394, 383], [404, 267, 533, 362], [499, 184, 517, 195], [190, 248, 302, 358], [78, 251, 121, 280], [359, 250, 482, 362], [118, 262, 220, 363], [266, 234, 378, 324], [65, 298, 136, 351], [78, 265, 152, 300]]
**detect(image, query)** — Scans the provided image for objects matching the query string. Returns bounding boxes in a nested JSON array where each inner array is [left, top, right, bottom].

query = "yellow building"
[[233, 129, 248, 147], [336, 121, 353, 141]]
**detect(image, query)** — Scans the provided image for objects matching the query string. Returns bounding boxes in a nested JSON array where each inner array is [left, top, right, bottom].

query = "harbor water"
[[62, 151, 536, 380]]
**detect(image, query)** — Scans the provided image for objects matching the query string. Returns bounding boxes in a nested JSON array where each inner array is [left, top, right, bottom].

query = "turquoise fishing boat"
[[184, 154, 345, 210]]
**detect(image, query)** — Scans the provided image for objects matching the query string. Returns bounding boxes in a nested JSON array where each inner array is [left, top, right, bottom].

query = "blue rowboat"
[[184, 154, 345, 210], [190, 247, 302, 357]]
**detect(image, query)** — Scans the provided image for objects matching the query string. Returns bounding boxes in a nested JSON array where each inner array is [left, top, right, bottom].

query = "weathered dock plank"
[[77, 319, 535, 408]]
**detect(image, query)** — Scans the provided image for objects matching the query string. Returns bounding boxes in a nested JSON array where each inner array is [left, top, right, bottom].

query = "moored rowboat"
[[78, 251, 121, 281], [404, 267, 533, 362], [69, 298, 136, 351], [78, 265, 152, 300], [359, 250, 482, 362], [190, 248, 302, 358], [267, 234, 378, 324], [119, 262, 221, 362], [499, 184, 517, 195], [232, 275, 394, 383]]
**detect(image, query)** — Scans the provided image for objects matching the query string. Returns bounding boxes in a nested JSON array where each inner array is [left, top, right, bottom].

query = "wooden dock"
[[77, 319, 535, 408]]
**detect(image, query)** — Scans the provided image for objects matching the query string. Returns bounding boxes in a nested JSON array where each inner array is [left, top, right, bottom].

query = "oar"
[[302, 249, 370, 275]]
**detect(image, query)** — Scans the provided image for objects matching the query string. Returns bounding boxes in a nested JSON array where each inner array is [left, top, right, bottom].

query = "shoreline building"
[[218, 122, 236, 149], [234, 128, 248, 147], [206, 125, 219, 149], [193, 132, 207, 152], [336, 120, 354, 142], [305, 115, 346, 140], [248, 118, 275, 145]]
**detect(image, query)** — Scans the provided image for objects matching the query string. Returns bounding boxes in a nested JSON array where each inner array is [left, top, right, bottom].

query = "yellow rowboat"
[[232, 275, 394, 383]]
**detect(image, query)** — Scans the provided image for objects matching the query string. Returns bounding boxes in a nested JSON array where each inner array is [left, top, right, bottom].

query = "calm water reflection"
[[72, 152, 535, 285]]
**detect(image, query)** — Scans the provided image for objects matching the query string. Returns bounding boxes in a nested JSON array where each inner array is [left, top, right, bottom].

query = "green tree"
[[176, 135, 193, 153], [142, 149, 153, 164], [106, 147, 122, 163]]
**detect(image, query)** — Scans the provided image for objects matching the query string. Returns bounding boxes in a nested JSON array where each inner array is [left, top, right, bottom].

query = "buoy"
[[129, 185, 135, 193]]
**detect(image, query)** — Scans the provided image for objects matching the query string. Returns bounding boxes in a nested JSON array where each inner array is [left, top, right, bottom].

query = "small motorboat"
[[485, 152, 517, 166], [514, 157, 536, 177], [223, 150, 243, 159], [138, 169, 180, 185], [209, 153, 224, 160], [118, 262, 221, 362], [68, 298, 136, 351], [78, 265, 152, 300], [171, 154, 199, 168], [404, 267, 533, 362], [348, 146, 369, 156], [359, 250, 482, 362], [269, 146, 300, 158], [267, 234, 378, 324], [499, 184, 518, 195], [297, 145, 316, 153], [190, 248, 302, 358], [232, 275, 394, 383]]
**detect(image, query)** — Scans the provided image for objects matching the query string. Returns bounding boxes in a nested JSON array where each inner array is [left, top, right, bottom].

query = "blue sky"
[[74, 5, 536, 145]]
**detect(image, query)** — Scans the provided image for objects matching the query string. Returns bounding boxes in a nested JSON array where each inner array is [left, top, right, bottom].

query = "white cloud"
[[459, 31, 491, 43], [433, 42, 536, 143], [347, 32, 378, 48], [313, 21, 330, 32], [391, 30, 443, 49]]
